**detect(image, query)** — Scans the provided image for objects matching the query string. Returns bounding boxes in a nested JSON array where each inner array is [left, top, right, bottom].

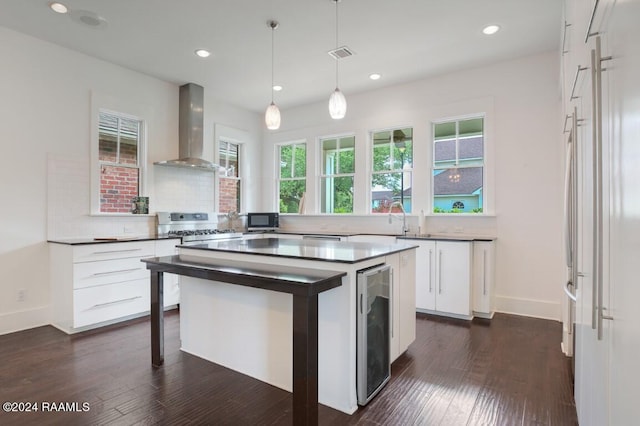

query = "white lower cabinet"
[[411, 239, 473, 319], [472, 241, 495, 318], [50, 238, 180, 333], [155, 239, 181, 307], [386, 249, 417, 362]]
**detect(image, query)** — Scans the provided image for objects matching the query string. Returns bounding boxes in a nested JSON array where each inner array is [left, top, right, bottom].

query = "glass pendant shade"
[[265, 102, 281, 130], [329, 88, 347, 119]]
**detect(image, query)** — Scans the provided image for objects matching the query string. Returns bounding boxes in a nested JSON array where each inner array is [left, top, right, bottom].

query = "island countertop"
[[179, 237, 417, 264]]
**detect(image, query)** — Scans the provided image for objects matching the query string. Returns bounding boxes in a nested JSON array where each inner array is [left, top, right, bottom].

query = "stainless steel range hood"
[[154, 83, 219, 171]]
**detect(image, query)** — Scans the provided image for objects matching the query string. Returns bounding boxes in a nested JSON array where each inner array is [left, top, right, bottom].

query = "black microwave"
[[247, 212, 279, 231]]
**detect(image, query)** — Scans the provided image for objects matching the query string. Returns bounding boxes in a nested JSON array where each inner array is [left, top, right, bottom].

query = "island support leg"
[[292, 294, 319, 426], [150, 270, 164, 367]]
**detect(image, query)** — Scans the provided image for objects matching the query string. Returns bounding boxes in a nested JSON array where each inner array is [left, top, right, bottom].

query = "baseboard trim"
[[494, 295, 561, 321], [0, 305, 51, 336]]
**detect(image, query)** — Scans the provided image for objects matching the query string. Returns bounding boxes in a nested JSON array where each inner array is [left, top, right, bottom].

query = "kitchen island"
[[146, 238, 417, 419]]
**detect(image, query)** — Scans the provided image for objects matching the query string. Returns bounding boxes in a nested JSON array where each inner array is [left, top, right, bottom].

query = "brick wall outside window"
[[99, 140, 139, 213], [219, 177, 239, 213]]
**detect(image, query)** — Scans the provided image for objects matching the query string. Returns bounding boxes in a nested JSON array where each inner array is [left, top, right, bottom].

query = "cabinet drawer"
[[73, 279, 150, 328], [73, 241, 155, 263], [73, 257, 149, 289]]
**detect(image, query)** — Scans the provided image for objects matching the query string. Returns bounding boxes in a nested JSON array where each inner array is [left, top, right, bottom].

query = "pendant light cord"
[[271, 23, 275, 103], [335, 0, 339, 88]]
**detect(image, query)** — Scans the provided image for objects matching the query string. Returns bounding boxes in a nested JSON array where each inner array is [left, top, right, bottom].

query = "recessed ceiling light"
[[195, 49, 211, 58], [369, 73, 381, 80], [273, 85, 283, 92], [49, 2, 68, 14], [482, 25, 501, 35]]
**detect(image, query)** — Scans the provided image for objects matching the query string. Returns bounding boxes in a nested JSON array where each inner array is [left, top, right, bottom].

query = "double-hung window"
[[218, 141, 241, 213], [320, 135, 355, 213], [98, 111, 143, 213], [432, 116, 484, 213], [277, 142, 306, 213], [371, 128, 413, 213]]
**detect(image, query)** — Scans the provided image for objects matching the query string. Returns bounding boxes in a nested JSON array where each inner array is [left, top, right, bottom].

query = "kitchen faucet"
[[388, 201, 408, 235]]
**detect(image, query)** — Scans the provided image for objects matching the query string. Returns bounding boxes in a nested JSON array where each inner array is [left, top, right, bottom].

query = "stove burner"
[[168, 229, 237, 236]]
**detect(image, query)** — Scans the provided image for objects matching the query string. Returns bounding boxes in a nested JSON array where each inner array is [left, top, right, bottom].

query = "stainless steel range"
[[156, 212, 243, 245]]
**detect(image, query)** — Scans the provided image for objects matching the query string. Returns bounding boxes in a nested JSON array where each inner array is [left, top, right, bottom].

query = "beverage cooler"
[[356, 263, 391, 405]]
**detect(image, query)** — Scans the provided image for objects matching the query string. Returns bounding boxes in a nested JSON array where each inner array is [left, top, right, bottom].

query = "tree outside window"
[[218, 141, 240, 214], [278, 143, 306, 213], [98, 112, 142, 213], [433, 117, 484, 213], [371, 128, 413, 213], [320, 135, 355, 213]]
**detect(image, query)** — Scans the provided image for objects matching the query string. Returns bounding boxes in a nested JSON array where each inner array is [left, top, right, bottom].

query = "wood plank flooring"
[[0, 311, 577, 425]]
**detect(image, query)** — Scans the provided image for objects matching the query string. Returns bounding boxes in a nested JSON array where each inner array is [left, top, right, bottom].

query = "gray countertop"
[[180, 237, 418, 264], [397, 234, 496, 242]]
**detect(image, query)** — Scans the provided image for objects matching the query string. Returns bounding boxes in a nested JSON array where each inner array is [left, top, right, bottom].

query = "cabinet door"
[[386, 253, 401, 361], [435, 241, 471, 317], [156, 239, 180, 307], [472, 241, 495, 318], [414, 240, 436, 311], [398, 249, 416, 354]]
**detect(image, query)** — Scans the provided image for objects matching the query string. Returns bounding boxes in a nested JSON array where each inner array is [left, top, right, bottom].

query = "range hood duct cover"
[[154, 83, 219, 171]]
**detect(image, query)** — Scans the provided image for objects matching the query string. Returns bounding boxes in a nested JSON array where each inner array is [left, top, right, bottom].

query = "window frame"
[[431, 114, 486, 215], [90, 106, 147, 215], [217, 139, 242, 214], [370, 127, 414, 214], [276, 140, 307, 214], [319, 133, 356, 214]]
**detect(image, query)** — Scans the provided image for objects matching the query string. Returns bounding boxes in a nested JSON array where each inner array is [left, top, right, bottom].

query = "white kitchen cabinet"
[[50, 238, 180, 333], [472, 241, 495, 319], [409, 239, 472, 319], [155, 239, 180, 307], [385, 249, 416, 362]]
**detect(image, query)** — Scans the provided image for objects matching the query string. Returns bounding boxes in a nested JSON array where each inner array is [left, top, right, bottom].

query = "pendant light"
[[265, 20, 281, 130], [329, 0, 347, 119]]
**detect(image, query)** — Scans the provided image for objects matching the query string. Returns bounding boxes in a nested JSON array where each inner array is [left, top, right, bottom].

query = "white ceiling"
[[0, 0, 561, 113]]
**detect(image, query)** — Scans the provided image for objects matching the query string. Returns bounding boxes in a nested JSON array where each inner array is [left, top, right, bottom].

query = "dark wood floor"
[[0, 311, 577, 425]]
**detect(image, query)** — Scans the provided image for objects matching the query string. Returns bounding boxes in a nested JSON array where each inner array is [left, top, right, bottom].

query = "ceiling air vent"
[[328, 46, 355, 60]]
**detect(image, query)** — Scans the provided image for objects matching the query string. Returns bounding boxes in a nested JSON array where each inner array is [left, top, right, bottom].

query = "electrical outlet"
[[17, 289, 26, 302]]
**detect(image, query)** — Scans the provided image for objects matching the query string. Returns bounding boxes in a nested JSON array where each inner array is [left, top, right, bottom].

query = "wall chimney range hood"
[[154, 83, 219, 171]]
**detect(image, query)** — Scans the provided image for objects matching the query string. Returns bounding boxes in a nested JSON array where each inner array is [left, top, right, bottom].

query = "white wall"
[[263, 51, 565, 320], [0, 27, 262, 334]]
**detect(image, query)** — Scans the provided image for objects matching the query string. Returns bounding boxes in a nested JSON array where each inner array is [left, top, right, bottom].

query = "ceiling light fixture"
[[328, 0, 347, 120], [273, 85, 283, 91], [195, 49, 210, 58], [265, 20, 281, 130], [482, 24, 500, 35], [369, 73, 381, 80], [49, 2, 68, 14]]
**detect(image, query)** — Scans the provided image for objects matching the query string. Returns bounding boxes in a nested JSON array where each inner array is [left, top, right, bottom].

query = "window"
[[277, 142, 306, 213], [432, 117, 484, 213], [371, 128, 413, 213], [98, 111, 143, 213], [218, 140, 240, 213], [320, 135, 355, 213]]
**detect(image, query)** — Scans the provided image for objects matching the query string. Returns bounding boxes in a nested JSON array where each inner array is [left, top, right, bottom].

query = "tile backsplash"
[[47, 153, 214, 239]]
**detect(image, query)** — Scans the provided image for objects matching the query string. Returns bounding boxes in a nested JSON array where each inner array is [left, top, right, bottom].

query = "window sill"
[[427, 213, 496, 218], [89, 213, 155, 217]]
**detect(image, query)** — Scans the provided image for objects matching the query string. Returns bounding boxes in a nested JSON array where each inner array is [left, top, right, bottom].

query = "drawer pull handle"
[[92, 268, 141, 277], [91, 248, 143, 255], [90, 296, 142, 309]]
